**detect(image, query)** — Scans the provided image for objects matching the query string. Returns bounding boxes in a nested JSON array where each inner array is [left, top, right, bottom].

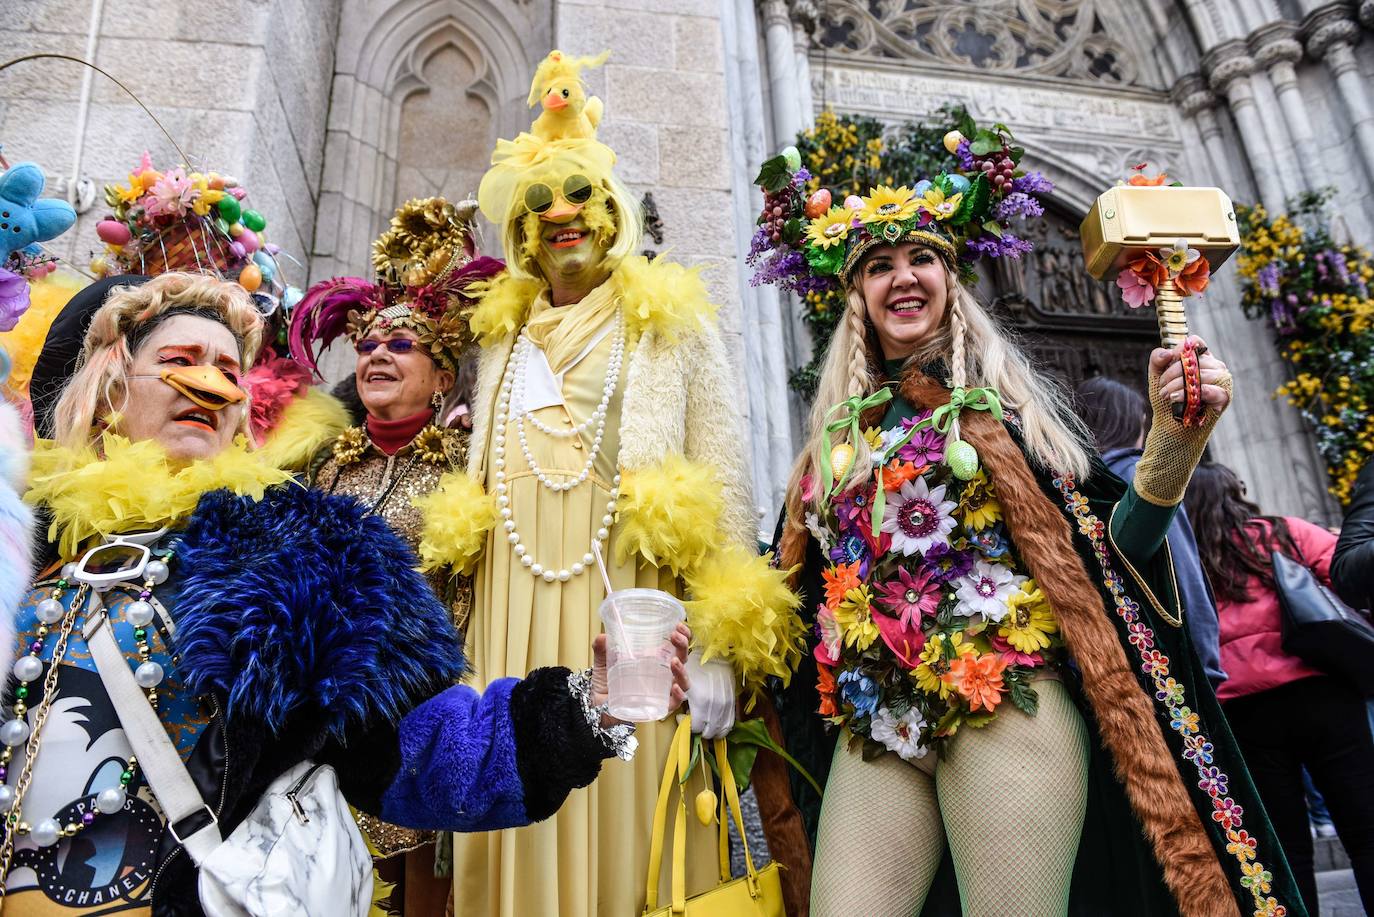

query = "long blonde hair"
[[784, 263, 1091, 521], [52, 272, 263, 449]]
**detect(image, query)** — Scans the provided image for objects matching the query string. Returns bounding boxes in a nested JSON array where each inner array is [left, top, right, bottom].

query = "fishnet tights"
[[811, 680, 1090, 917]]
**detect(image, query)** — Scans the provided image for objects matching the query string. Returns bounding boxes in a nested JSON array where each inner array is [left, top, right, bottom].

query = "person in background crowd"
[[1332, 456, 1374, 610], [1185, 461, 1374, 914], [1074, 375, 1226, 687]]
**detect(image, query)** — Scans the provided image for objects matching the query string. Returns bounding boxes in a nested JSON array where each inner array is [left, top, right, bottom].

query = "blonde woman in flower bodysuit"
[[754, 120, 1308, 916]]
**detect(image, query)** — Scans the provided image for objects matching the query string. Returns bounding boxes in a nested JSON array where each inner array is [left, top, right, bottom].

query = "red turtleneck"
[[366, 409, 433, 456]]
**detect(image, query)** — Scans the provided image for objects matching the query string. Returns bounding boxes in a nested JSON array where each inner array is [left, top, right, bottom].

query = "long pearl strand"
[[492, 318, 624, 583]]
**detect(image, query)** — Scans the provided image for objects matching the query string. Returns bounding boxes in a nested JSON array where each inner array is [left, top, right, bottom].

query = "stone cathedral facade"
[[4, 0, 1373, 523]]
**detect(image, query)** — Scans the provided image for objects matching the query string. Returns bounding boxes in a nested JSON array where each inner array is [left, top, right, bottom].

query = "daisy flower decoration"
[[1160, 239, 1202, 277], [881, 476, 958, 557], [806, 206, 853, 249], [873, 564, 941, 628], [859, 186, 920, 225], [954, 559, 1027, 622], [870, 706, 928, 761]]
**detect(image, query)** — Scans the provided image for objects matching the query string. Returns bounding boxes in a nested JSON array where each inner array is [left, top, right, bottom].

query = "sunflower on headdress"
[[807, 207, 854, 250], [921, 186, 963, 222], [859, 186, 919, 225]]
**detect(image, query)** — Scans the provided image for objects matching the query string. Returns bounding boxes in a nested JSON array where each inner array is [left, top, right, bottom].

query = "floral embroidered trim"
[[1054, 472, 1289, 917]]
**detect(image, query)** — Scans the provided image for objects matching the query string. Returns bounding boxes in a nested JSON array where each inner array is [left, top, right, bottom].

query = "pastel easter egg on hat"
[[947, 174, 971, 194], [238, 228, 259, 253], [843, 195, 863, 211], [805, 189, 833, 219], [228, 241, 246, 260], [237, 262, 262, 293], [96, 219, 131, 246], [217, 195, 241, 223], [942, 130, 965, 155], [781, 146, 801, 171], [830, 443, 855, 482], [945, 439, 979, 481], [228, 222, 244, 239], [914, 179, 932, 196], [241, 210, 266, 232], [283, 285, 303, 310]]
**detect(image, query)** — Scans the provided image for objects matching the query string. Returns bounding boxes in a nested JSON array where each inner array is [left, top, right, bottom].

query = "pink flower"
[[872, 612, 926, 668], [814, 604, 842, 666], [873, 564, 941, 628], [1116, 267, 1155, 308], [988, 631, 1041, 666], [146, 167, 193, 217], [800, 473, 817, 503]]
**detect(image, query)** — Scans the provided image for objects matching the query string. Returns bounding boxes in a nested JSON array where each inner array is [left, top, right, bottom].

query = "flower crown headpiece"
[[749, 116, 1053, 293], [289, 197, 503, 376]]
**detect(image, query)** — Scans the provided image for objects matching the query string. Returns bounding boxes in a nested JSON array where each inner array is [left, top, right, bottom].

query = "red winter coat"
[[1215, 516, 1336, 702]]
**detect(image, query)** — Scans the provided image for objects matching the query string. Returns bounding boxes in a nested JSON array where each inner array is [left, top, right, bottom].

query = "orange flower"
[[817, 664, 839, 716], [1128, 172, 1168, 186], [879, 459, 919, 491], [949, 652, 1009, 712], [1176, 256, 1211, 296], [1127, 251, 1169, 288], [823, 562, 862, 608]]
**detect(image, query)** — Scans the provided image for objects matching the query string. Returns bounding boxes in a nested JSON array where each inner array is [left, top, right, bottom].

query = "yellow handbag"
[[642, 717, 786, 917]]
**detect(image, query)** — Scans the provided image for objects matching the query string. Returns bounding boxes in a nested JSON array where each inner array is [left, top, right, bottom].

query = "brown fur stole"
[[896, 372, 1239, 917]]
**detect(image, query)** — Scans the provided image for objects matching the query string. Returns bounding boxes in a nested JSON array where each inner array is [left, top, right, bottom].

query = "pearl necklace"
[[493, 318, 624, 582], [0, 553, 172, 883]]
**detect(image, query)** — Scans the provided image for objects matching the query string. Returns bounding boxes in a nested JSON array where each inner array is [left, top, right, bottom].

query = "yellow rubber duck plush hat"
[[477, 49, 642, 280]]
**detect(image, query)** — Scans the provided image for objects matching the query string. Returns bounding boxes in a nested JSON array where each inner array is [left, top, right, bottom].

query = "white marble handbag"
[[85, 598, 372, 916], [197, 760, 372, 917]]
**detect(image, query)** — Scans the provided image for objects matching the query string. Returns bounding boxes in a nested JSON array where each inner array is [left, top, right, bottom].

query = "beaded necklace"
[[0, 549, 174, 891]]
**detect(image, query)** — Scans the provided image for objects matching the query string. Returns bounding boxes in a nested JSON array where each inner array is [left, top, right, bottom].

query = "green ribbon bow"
[[866, 386, 1006, 539], [819, 389, 893, 499]]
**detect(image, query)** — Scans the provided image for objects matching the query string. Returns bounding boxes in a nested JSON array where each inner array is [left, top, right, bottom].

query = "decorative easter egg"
[[238, 228, 259, 253], [237, 262, 262, 293], [242, 209, 266, 232], [843, 194, 863, 211], [694, 789, 717, 827], [230, 187, 247, 201], [805, 189, 833, 219], [781, 145, 801, 171], [283, 285, 304, 310], [96, 220, 131, 246], [942, 130, 965, 155], [228, 222, 244, 239], [947, 174, 971, 194], [213, 217, 230, 236], [208, 174, 225, 190], [914, 179, 932, 196], [217, 196, 241, 223], [945, 439, 980, 481], [830, 443, 855, 482], [253, 252, 276, 282], [228, 241, 246, 260]]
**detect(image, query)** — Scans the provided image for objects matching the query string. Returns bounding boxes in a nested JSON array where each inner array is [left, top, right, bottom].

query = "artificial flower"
[[1161, 239, 1202, 275], [800, 473, 817, 503], [924, 542, 976, 583], [822, 561, 862, 608], [897, 415, 944, 466], [1127, 171, 1168, 186], [145, 167, 194, 218], [817, 664, 840, 717], [828, 532, 874, 578], [1176, 256, 1211, 297], [957, 470, 1002, 531], [954, 560, 1026, 622], [114, 175, 145, 205], [859, 186, 919, 225], [988, 631, 1041, 666], [881, 476, 958, 557], [806, 206, 853, 249], [834, 585, 879, 651], [1128, 250, 1169, 288], [1116, 267, 1155, 308], [879, 458, 921, 491], [968, 522, 1010, 560], [190, 174, 225, 216], [870, 706, 928, 761], [873, 564, 941, 628], [920, 186, 963, 221], [914, 631, 964, 699], [834, 486, 875, 536], [0, 268, 30, 333], [998, 580, 1058, 653], [837, 669, 880, 717], [872, 610, 926, 668], [815, 604, 843, 666], [949, 651, 1008, 712]]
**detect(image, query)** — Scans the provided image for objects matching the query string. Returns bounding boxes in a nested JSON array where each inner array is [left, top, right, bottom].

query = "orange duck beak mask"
[[157, 364, 247, 411]]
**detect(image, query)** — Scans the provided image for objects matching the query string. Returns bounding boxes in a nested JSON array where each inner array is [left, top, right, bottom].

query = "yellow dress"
[[454, 305, 715, 916]]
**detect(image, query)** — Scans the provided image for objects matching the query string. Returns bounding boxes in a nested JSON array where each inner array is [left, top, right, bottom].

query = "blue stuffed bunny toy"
[[0, 163, 77, 263]]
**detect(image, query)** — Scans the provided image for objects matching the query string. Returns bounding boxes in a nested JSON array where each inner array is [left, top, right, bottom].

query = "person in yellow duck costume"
[[445, 48, 805, 917]]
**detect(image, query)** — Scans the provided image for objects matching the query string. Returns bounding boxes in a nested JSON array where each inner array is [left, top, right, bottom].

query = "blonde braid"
[[844, 289, 870, 399], [946, 289, 969, 443]]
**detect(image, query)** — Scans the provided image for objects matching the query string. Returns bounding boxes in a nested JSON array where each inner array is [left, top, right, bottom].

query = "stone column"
[[1205, 41, 1286, 210], [761, 0, 802, 149], [1250, 24, 1313, 198], [1304, 7, 1374, 187], [1173, 75, 1238, 192], [791, 0, 817, 130]]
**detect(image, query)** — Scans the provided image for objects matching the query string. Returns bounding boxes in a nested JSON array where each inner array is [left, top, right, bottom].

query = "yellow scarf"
[[522, 279, 620, 374], [24, 434, 292, 560]]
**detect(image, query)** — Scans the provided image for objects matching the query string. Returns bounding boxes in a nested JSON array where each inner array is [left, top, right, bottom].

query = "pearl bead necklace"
[[0, 552, 171, 870], [492, 317, 624, 582]]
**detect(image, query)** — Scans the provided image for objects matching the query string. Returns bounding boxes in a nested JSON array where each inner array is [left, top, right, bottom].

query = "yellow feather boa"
[[614, 455, 723, 576], [0, 271, 86, 399], [467, 255, 718, 346], [412, 471, 498, 575], [25, 434, 292, 560], [685, 546, 805, 707], [253, 387, 351, 472]]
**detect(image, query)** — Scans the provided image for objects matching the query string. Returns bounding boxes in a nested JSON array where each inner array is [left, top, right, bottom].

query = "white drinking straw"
[[593, 542, 636, 657]]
